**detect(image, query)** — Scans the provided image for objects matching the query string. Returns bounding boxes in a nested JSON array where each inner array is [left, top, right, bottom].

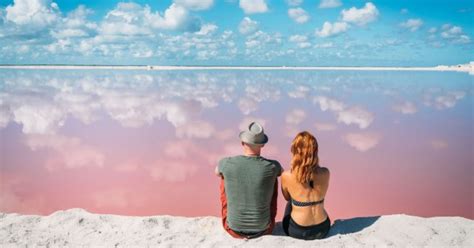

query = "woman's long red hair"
[[290, 131, 319, 184]]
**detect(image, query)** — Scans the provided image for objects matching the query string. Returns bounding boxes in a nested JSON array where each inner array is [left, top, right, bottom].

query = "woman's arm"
[[281, 171, 291, 201]]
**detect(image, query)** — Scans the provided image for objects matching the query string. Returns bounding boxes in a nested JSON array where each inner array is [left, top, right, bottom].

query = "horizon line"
[[0, 64, 472, 72]]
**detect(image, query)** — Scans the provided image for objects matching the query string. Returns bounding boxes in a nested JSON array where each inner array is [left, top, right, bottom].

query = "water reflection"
[[0, 69, 472, 219]]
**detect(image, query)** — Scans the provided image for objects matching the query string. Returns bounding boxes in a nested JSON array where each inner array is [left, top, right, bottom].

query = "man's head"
[[241, 142, 264, 155], [239, 122, 268, 155]]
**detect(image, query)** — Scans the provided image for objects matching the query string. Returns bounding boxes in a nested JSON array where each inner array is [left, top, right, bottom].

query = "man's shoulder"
[[260, 157, 281, 166], [219, 155, 244, 166], [219, 155, 242, 162]]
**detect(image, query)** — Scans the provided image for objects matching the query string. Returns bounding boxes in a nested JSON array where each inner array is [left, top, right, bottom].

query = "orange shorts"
[[219, 178, 277, 239]]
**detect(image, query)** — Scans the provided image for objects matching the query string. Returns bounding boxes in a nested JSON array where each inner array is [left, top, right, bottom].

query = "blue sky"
[[0, 0, 472, 66]]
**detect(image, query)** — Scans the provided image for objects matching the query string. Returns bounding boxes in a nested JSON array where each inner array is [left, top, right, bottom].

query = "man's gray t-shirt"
[[218, 155, 282, 232]]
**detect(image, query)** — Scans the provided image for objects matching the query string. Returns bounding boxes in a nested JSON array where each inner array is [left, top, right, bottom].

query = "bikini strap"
[[291, 198, 324, 207]]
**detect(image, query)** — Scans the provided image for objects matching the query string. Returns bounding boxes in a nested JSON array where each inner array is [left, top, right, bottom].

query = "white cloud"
[[244, 30, 283, 51], [315, 42, 334, 48], [52, 29, 87, 39], [343, 132, 380, 152], [341, 2, 379, 26], [400, 18, 423, 32], [149, 3, 197, 30], [5, 0, 59, 27], [297, 42, 311, 48], [288, 8, 310, 24], [25, 133, 105, 170], [441, 24, 462, 35], [240, 0, 268, 14], [453, 35, 471, 44], [434, 91, 466, 109], [0, 104, 12, 128], [392, 101, 417, 114], [238, 97, 258, 114], [51, 5, 97, 39], [149, 138, 221, 182], [319, 0, 342, 9], [245, 39, 260, 48], [132, 48, 154, 58], [428, 27, 437, 33], [313, 96, 345, 112], [239, 17, 258, 35], [101, 94, 176, 128], [288, 85, 311, 98], [173, 0, 214, 11], [440, 25, 471, 44], [315, 122, 337, 131], [99, 2, 200, 36], [286, 109, 306, 125], [12, 101, 65, 134], [99, 3, 151, 36], [195, 23, 217, 35], [289, 34, 311, 48], [316, 21, 349, 37], [337, 106, 374, 129], [286, 0, 303, 6], [1, 73, 235, 141], [289, 35, 307, 43], [175, 120, 215, 139]]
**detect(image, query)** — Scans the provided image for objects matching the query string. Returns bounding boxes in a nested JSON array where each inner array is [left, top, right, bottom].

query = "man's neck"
[[244, 151, 261, 157]]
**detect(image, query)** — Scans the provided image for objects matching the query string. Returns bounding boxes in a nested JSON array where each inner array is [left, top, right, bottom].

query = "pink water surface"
[[1, 70, 472, 221]]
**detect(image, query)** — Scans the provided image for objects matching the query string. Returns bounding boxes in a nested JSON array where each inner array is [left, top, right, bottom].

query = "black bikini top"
[[291, 180, 324, 207], [291, 198, 325, 207]]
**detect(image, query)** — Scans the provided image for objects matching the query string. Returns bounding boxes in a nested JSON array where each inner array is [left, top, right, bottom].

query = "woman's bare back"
[[281, 167, 330, 226]]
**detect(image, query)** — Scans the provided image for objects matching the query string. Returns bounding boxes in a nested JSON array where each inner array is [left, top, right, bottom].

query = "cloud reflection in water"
[[0, 69, 472, 219]]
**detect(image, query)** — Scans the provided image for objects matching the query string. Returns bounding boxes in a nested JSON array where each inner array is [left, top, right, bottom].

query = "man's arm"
[[215, 166, 223, 178]]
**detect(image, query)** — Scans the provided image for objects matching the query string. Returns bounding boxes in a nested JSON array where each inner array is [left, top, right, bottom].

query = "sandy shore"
[[1, 209, 473, 247], [0, 64, 473, 73]]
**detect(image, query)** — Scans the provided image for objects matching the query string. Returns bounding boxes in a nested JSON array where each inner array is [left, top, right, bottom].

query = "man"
[[215, 122, 282, 239]]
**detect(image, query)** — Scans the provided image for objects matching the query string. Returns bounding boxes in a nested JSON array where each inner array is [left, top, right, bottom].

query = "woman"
[[281, 131, 331, 240]]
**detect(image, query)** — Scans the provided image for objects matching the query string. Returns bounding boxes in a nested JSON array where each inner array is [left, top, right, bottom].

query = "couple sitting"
[[215, 122, 330, 240]]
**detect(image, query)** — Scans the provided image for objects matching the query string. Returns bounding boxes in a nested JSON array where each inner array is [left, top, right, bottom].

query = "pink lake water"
[[0, 69, 472, 220]]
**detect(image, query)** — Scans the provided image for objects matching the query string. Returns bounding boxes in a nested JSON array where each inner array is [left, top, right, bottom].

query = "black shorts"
[[283, 215, 330, 240], [282, 202, 331, 240]]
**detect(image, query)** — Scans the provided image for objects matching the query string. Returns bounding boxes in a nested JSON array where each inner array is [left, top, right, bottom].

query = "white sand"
[[0, 64, 473, 73], [1, 209, 473, 247]]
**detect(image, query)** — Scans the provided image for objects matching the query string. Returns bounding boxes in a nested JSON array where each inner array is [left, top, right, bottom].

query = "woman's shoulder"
[[281, 170, 294, 182], [281, 170, 291, 178], [314, 166, 330, 180], [316, 166, 330, 174]]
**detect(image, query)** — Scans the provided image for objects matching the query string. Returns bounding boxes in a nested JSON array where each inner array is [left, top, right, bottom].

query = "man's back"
[[219, 155, 282, 232]]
